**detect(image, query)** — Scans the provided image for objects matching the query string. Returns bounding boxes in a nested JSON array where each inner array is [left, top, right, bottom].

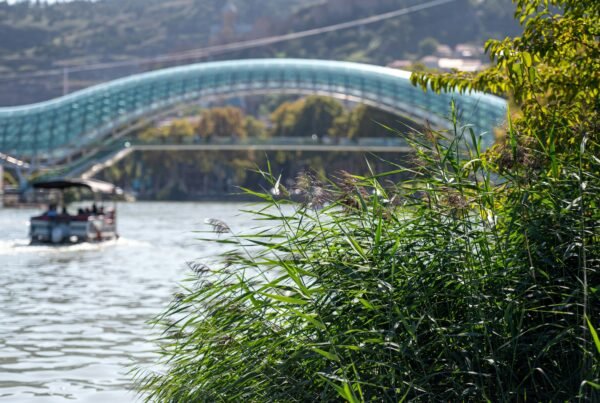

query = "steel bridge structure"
[[0, 59, 506, 169]]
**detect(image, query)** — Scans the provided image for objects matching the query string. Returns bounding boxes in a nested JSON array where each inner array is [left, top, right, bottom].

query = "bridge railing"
[[37, 135, 413, 180], [128, 136, 410, 147]]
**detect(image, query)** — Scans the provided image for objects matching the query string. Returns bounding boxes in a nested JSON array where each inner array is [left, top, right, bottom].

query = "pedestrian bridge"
[[0, 59, 506, 164]]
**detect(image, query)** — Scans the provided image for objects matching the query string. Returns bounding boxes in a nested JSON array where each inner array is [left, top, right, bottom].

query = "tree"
[[138, 119, 195, 144], [168, 119, 195, 144], [270, 99, 304, 137], [412, 0, 599, 154], [295, 95, 344, 137], [244, 115, 267, 139], [345, 105, 419, 138], [270, 96, 345, 137], [197, 106, 247, 140]]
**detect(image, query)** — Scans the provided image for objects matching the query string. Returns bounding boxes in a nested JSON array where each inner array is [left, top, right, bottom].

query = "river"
[[0, 202, 252, 402]]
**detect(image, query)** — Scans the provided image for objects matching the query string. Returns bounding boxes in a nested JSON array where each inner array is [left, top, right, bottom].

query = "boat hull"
[[30, 216, 118, 244]]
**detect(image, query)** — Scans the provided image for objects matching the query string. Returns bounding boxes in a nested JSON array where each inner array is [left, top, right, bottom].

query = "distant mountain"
[[0, 0, 520, 105]]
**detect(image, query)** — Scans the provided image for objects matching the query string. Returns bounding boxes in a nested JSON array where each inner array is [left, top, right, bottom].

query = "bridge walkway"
[[45, 137, 414, 179]]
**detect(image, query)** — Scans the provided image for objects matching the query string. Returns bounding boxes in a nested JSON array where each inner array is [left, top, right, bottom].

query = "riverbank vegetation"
[[137, 0, 599, 400], [98, 97, 415, 200]]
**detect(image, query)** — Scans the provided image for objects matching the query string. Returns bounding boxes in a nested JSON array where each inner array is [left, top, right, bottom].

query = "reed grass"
[[135, 109, 599, 401]]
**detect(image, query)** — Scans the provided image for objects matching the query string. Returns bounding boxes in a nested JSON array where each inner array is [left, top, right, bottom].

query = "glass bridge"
[[0, 59, 507, 163]]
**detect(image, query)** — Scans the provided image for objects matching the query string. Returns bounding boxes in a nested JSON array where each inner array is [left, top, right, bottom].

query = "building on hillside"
[[455, 43, 483, 59], [388, 55, 485, 73], [437, 58, 484, 72], [434, 44, 454, 58], [387, 60, 413, 70], [388, 43, 486, 72], [420, 56, 440, 70]]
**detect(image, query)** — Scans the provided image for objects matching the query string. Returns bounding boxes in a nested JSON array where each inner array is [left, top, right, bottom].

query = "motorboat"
[[29, 178, 122, 244]]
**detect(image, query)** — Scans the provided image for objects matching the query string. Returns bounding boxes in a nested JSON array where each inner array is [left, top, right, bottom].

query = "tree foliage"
[[270, 96, 344, 137], [342, 105, 418, 139], [270, 96, 418, 139], [197, 106, 247, 139], [412, 0, 599, 151]]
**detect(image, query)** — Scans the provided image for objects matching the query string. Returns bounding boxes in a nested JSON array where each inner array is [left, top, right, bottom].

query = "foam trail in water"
[[0, 237, 150, 256]]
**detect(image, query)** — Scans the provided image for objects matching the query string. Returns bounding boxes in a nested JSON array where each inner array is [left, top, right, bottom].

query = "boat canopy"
[[32, 178, 123, 195]]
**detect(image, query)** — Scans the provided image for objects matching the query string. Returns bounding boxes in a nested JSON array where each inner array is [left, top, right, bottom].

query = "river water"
[[0, 202, 252, 402]]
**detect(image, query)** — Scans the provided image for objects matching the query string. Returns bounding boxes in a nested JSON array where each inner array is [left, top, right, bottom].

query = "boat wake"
[[0, 237, 149, 256]]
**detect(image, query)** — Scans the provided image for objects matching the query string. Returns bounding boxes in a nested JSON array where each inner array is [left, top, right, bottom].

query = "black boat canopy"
[[32, 178, 123, 195]]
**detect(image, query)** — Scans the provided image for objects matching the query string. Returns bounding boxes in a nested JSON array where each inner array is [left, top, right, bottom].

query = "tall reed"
[[135, 110, 599, 401]]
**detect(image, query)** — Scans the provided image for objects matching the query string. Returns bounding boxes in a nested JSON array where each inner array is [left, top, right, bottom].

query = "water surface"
[[0, 202, 251, 402]]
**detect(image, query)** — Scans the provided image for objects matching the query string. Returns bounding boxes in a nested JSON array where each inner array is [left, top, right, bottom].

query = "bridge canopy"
[[0, 59, 506, 162]]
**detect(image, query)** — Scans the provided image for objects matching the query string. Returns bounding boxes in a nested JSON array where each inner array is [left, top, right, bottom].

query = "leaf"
[[583, 380, 600, 390], [510, 63, 523, 83], [374, 215, 382, 247], [346, 235, 368, 261], [522, 51, 533, 67], [260, 292, 308, 305], [358, 298, 375, 310], [291, 309, 327, 330], [312, 348, 340, 362], [341, 382, 360, 403], [586, 316, 600, 355]]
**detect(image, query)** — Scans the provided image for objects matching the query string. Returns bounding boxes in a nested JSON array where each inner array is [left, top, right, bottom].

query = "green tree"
[[197, 106, 247, 140], [244, 115, 267, 139], [137, 119, 195, 144], [328, 111, 354, 138], [168, 119, 195, 144], [345, 105, 418, 138], [412, 0, 599, 154], [270, 96, 345, 137], [269, 99, 304, 137], [295, 95, 344, 137]]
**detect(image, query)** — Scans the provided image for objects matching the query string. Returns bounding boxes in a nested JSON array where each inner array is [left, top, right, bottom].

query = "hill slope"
[[0, 0, 519, 105]]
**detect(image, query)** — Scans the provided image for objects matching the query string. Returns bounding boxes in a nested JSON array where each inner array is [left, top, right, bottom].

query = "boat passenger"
[[47, 204, 58, 218], [92, 203, 98, 215]]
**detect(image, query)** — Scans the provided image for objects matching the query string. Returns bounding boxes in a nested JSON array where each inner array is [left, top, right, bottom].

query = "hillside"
[[0, 0, 520, 105]]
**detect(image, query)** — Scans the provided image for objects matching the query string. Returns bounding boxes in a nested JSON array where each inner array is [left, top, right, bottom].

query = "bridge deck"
[[132, 144, 413, 152]]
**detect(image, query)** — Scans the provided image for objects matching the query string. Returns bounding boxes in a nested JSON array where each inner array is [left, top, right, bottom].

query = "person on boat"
[[92, 203, 98, 215], [47, 203, 58, 218]]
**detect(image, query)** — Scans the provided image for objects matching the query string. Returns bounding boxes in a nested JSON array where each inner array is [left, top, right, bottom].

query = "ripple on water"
[[0, 202, 252, 402]]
